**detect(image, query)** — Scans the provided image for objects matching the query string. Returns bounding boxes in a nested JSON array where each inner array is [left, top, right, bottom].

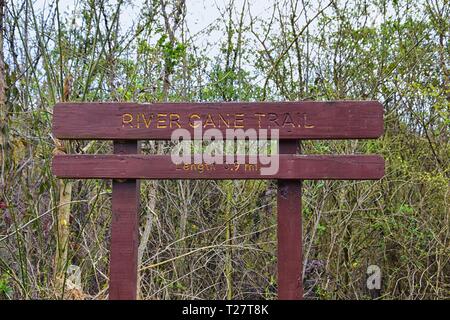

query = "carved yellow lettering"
[[189, 114, 201, 128], [157, 113, 168, 128], [234, 113, 245, 128], [254, 113, 266, 128], [282, 113, 296, 127], [122, 113, 134, 128], [141, 113, 153, 128], [245, 163, 257, 171], [218, 114, 230, 128], [303, 113, 315, 129], [170, 113, 181, 128], [268, 113, 280, 127], [203, 114, 216, 128]]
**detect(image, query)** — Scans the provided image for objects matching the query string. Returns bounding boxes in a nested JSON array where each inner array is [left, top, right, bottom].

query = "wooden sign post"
[[52, 101, 384, 300]]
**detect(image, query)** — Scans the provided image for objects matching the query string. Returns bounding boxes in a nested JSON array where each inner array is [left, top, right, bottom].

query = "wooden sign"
[[53, 101, 383, 140], [51, 101, 385, 300], [53, 154, 384, 180]]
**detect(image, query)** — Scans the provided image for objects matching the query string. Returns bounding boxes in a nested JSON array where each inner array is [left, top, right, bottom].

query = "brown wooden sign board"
[[51, 101, 385, 300], [53, 154, 384, 180], [53, 101, 383, 140]]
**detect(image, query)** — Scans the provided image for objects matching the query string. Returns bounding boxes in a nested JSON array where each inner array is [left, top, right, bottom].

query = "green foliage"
[[0, 273, 12, 299], [157, 34, 186, 74]]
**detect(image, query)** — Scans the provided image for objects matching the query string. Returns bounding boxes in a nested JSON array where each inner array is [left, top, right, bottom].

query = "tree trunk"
[[54, 74, 73, 297]]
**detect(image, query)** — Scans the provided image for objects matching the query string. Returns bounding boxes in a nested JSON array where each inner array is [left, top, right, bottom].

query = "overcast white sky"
[[34, 0, 278, 35], [30, 0, 394, 76], [31, 0, 284, 60], [32, 0, 392, 49]]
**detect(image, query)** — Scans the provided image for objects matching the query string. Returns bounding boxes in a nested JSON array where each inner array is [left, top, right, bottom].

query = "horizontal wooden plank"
[[52, 101, 383, 140], [52, 154, 385, 180]]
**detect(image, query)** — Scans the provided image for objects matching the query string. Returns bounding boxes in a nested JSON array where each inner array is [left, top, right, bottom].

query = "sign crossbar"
[[53, 154, 384, 180]]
